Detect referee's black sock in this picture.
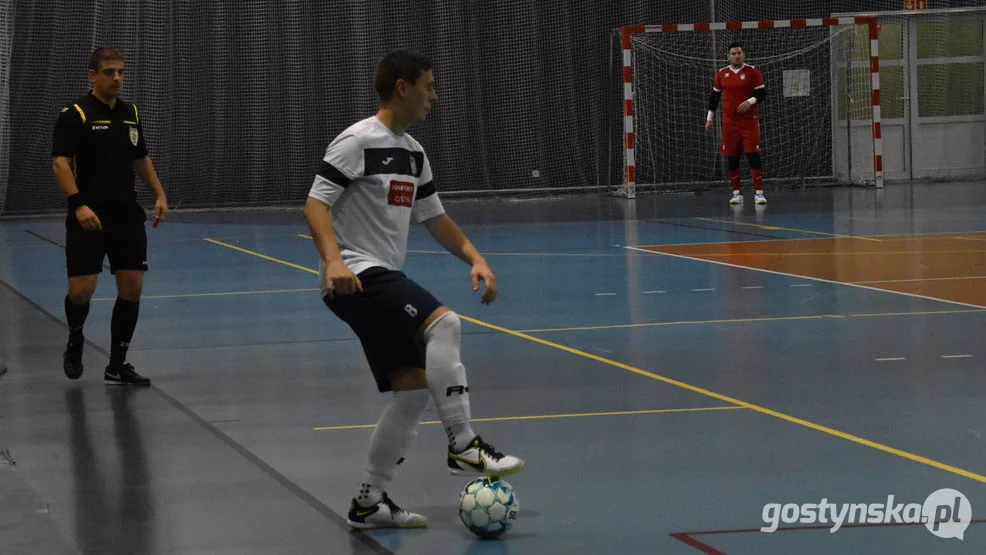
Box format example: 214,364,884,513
64,295,90,345
110,298,139,367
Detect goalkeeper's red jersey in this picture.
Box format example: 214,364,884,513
714,64,764,121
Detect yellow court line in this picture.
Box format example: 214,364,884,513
205,238,317,274
953,236,986,243
91,288,320,302
313,406,744,431
456,315,986,484
693,217,882,242
516,309,986,333
208,239,986,484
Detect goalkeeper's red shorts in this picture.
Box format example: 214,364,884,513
720,117,760,157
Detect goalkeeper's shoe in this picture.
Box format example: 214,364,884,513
729,191,743,205
755,191,767,205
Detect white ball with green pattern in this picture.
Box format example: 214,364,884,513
457,476,519,538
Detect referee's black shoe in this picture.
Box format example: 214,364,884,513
63,340,84,380
104,363,151,386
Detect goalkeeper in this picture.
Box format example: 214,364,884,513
705,42,767,205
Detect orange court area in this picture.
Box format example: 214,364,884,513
641,233,986,307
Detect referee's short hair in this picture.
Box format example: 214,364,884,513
89,47,123,71
375,50,432,102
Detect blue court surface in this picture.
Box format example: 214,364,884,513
2,183,986,554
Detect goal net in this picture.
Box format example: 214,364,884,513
617,18,883,198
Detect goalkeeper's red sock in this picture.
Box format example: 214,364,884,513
751,168,763,191
729,170,742,192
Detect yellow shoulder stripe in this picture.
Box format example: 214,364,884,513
72,104,86,123
132,104,139,123
60,107,69,113
90,120,112,124
123,120,137,125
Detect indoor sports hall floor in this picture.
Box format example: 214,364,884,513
2,182,986,555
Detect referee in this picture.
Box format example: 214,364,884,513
51,47,168,385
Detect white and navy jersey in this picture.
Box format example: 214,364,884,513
308,116,445,290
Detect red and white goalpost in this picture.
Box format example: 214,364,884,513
617,17,883,199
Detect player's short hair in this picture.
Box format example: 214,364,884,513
375,50,432,102
88,47,123,71
728,42,744,53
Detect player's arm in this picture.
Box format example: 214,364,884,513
134,156,168,226
306,135,364,299
304,196,362,298
705,89,722,130
52,108,102,231
422,214,497,304
738,70,765,114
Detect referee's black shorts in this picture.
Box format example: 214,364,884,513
323,267,443,392
65,204,148,277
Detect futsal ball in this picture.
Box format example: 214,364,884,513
458,477,519,538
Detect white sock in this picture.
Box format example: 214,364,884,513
357,389,429,506
423,312,476,452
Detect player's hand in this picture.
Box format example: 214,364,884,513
737,100,752,114
471,261,497,304
74,206,102,231
324,260,362,300
705,119,713,131
153,196,168,228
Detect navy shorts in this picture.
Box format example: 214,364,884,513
65,205,148,277
323,267,443,392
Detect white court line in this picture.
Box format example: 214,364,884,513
595,292,617,296
643,290,667,294
942,355,973,359
875,358,907,361
692,288,715,292
624,246,986,310
742,285,764,290
790,284,814,287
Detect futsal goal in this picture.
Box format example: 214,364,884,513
615,17,883,199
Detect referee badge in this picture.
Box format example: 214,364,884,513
129,126,139,146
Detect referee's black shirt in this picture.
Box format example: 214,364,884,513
52,92,149,214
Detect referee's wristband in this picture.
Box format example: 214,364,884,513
67,193,87,211
707,111,714,121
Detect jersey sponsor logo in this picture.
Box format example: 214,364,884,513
388,180,414,208
129,126,139,146
92,125,109,131
383,156,394,165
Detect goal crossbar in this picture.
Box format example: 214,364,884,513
618,16,883,199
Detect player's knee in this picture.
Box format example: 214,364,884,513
115,271,143,301
423,310,460,343
118,285,142,302
67,289,94,304
67,282,96,303
727,156,741,171
747,152,762,169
